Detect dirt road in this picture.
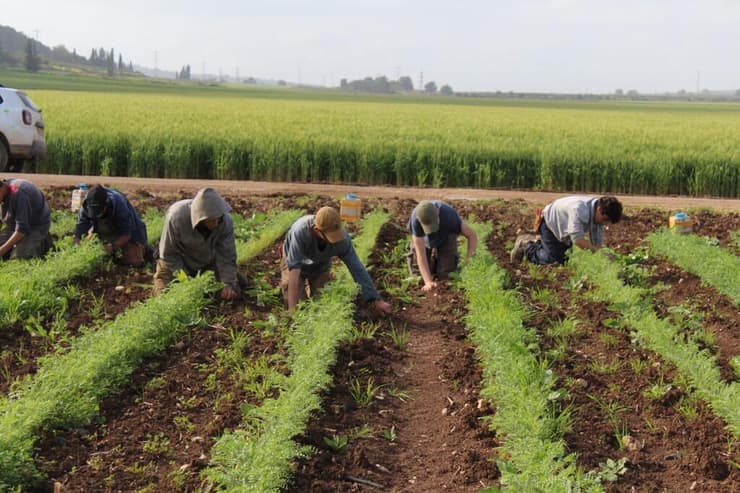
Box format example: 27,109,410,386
7,172,740,212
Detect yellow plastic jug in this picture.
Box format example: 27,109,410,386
340,193,362,222
669,211,693,234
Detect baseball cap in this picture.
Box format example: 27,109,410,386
415,200,439,234
315,206,345,243
86,185,109,218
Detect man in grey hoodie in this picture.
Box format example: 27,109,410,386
153,188,240,300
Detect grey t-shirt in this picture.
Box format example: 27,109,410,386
542,196,604,246
283,215,380,302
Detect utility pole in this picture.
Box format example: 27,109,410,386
33,29,40,40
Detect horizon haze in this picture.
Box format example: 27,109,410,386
3,0,740,94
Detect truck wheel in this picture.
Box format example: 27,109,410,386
0,144,8,171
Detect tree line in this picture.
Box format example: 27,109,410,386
339,75,454,95
0,24,135,76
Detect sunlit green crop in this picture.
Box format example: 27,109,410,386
23,84,740,198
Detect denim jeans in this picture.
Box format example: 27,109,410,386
525,221,569,265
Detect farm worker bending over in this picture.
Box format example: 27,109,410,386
510,195,623,265
0,178,52,260
407,200,478,292
73,185,150,267
153,188,244,300
281,206,391,315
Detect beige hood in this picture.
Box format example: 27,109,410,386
190,188,231,228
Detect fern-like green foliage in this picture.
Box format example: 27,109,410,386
204,211,389,492
570,248,740,438
648,228,740,305
461,222,602,492
0,274,218,489
236,210,303,264
0,212,166,327
0,239,105,326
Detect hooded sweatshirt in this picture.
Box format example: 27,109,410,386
158,188,238,290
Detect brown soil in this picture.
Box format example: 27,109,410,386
9,172,740,212
0,181,737,492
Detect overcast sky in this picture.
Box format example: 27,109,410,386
4,0,739,93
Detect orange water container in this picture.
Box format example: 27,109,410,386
340,193,362,222
669,211,693,234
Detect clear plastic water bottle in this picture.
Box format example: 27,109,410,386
71,183,89,212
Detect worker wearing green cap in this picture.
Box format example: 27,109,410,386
407,200,477,292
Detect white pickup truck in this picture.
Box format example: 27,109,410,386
0,85,46,172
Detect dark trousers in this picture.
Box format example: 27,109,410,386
525,221,569,265
407,234,459,279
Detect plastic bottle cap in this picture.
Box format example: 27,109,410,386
675,212,687,219
346,193,357,200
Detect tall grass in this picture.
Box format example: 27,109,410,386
25,88,740,197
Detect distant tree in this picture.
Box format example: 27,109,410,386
25,39,40,72
277,79,287,86
0,40,5,65
128,61,133,72
178,65,191,80
51,45,71,59
626,89,639,98
90,48,97,63
374,75,391,92
399,76,414,91
106,49,115,76
440,84,453,95
736,89,740,97
614,88,623,96
339,74,396,93
245,76,257,84
118,54,124,74
424,81,437,93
